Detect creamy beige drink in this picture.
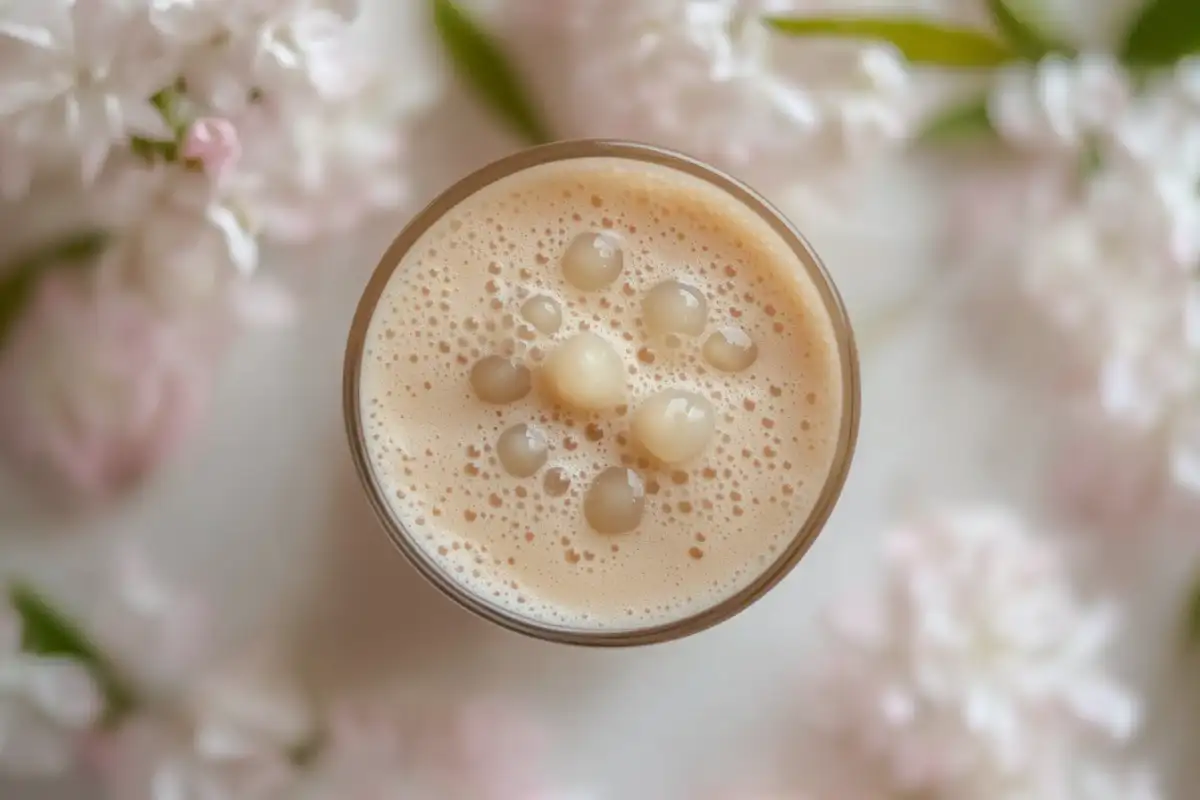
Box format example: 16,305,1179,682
349,144,856,638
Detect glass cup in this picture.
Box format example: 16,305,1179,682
344,140,861,647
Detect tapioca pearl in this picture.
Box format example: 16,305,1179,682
642,280,708,337
543,468,572,497
631,389,717,464
562,231,624,291
584,467,646,534
703,327,758,372
497,424,549,478
544,332,627,411
470,356,532,404
520,295,562,335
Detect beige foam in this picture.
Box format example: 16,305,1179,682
357,156,843,631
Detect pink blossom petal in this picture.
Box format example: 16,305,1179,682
183,117,242,177
0,271,218,503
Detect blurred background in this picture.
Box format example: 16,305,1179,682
2,0,1198,797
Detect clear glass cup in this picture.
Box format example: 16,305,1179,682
344,140,861,647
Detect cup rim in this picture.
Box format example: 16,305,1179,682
343,139,861,647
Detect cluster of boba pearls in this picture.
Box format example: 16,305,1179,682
468,229,759,537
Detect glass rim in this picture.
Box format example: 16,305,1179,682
343,139,861,648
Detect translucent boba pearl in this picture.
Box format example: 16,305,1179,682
631,389,716,463
642,280,708,337
520,295,563,335
496,423,549,477
544,332,627,411
584,467,646,534
543,467,572,497
561,232,624,291
703,327,758,372
470,356,532,404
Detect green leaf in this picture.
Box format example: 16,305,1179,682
130,136,180,164
129,84,189,166
764,15,1018,67
1121,0,1200,66
9,584,137,725
0,230,109,345
432,0,552,144
915,98,998,144
1079,138,1104,178
985,0,1076,58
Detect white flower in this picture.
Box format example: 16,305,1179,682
501,0,912,186
97,161,259,308
253,4,368,101
0,593,104,777
803,508,1151,799
150,0,362,113
183,647,315,765
955,58,1200,518
89,547,212,688
228,78,411,243
0,0,177,184
989,54,1131,155
1008,172,1199,381
273,696,572,800
91,715,293,800
90,650,309,800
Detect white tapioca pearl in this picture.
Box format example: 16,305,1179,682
544,332,627,411
703,327,758,372
470,356,532,404
642,280,708,337
561,231,624,291
584,467,646,534
631,389,716,464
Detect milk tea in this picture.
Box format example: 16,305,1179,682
356,155,845,631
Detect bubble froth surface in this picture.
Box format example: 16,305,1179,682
357,156,843,632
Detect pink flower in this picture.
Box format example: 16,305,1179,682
86,715,292,800
285,696,567,800
1048,416,1168,532
183,117,242,178
0,270,219,504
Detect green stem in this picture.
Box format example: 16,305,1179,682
0,230,109,345
9,583,139,727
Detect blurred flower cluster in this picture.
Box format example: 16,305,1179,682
952,54,1200,525
0,549,585,799
498,0,918,189
789,508,1157,799
0,0,423,504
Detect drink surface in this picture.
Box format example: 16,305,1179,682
357,155,843,631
